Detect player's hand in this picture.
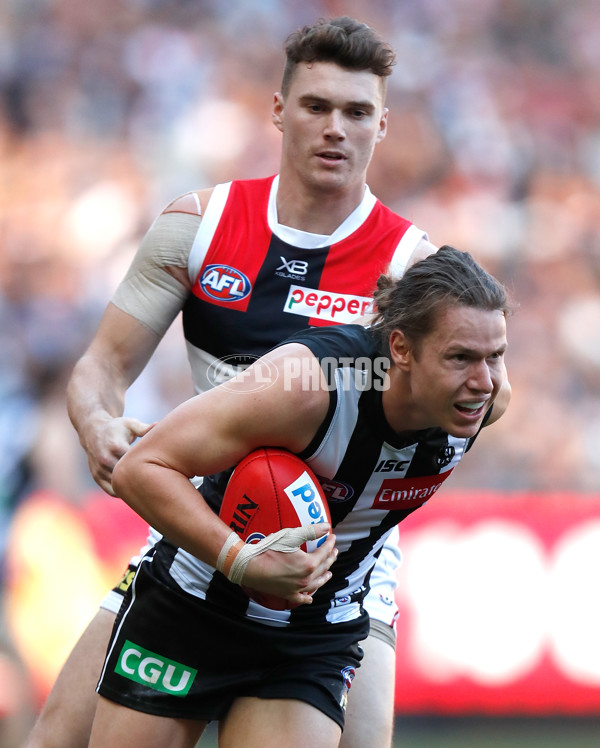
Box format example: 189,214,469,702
240,525,338,606
81,415,154,496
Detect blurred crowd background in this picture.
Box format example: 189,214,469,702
1,0,599,742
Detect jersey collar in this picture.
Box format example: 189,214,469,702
268,175,377,249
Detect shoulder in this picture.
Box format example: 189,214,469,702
276,324,379,362
162,188,214,217
408,238,438,267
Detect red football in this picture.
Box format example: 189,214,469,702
219,447,331,610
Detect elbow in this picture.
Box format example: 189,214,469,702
112,453,159,531
111,455,137,507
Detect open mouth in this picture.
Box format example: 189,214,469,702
455,401,486,416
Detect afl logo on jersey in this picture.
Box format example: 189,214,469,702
318,478,354,503
200,264,251,302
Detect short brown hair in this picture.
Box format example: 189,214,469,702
281,16,395,97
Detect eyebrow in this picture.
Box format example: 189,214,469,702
448,343,507,357
298,94,376,111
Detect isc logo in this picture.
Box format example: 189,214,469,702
374,459,410,473
284,472,328,551
115,640,197,696
200,264,251,301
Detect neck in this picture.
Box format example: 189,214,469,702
275,174,366,234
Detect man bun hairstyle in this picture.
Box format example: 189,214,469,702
281,16,395,97
373,246,512,354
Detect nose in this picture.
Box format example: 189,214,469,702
468,360,493,393
323,109,345,139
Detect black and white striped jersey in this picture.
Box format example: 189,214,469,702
152,324,484,628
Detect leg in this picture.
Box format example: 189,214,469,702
24,607,116,748
89,696,205,748
219,697,342,748
339,633,396,748
340,526,401,748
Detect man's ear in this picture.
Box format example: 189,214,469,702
272,92,284,132
376,107,388,144
389,330,412,370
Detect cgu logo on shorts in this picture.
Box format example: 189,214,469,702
284,472,329,551
284,285,373,324
200,264,251,301
115,640,197,696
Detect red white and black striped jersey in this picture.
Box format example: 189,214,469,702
181,175,426,392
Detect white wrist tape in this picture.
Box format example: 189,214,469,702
216,526,320,586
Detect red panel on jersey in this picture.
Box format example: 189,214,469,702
308,201,412,327
191,177,274,311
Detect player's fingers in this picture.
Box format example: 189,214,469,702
255,524,331,554
292,567,334,606
294,592,315,606
309,532,337,566
282,523,330,547
309,543,337,582
125,418,155,441
98,475,117,497
307,568,334,595
311,522,331,540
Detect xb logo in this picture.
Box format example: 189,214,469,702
277,257,308,275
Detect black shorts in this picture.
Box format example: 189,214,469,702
97,555,368,730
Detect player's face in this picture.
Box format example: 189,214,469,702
390,305,508,439
273,61,388,194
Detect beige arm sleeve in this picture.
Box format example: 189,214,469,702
111,211,201,337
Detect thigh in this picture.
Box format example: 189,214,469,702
339,634,396,748
219,697,341,748
89,696,205,748
24,607,116,748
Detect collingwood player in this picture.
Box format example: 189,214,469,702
89,247,512,748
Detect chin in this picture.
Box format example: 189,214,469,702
445,416,481,439
448,423,482,440
311,167,351,187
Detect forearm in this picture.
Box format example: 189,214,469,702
67,301,162,440
66,352,128,442
66,333,156,495
112,459,230,567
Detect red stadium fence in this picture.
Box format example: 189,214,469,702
5,489,600,715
